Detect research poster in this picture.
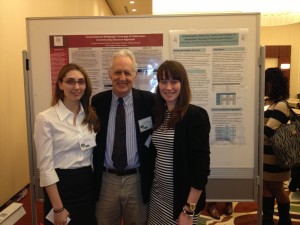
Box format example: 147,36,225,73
169,29,249,146
49,33,164,95
49,29,249,146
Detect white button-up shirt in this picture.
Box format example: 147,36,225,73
34,100,95,187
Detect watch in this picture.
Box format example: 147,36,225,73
182,206,194,217
185,202,196,212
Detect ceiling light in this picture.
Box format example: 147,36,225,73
130,1,135,4
132,8,137,12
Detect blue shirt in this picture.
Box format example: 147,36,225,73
104,90,139,169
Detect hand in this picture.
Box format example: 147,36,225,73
178,211,193,225
54,208,70,225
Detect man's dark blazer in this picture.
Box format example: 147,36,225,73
91,88,156,203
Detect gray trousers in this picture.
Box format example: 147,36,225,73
96,171,149,225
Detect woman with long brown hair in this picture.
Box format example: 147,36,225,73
148,60,210,225
34,63,99,225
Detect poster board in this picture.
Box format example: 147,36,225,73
26,13,261,201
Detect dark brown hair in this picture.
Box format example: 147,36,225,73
154,60,191,129
52,63,99,132
265,67,289,102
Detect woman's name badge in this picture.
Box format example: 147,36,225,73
79,133,96,151
138,117,153,132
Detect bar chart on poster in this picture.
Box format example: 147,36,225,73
25,13,261,201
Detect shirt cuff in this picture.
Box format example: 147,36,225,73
39,169,59,187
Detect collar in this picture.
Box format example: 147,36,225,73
112,90,132,106
55,99,84,121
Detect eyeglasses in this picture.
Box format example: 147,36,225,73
63,78,86,86
112,70,134,77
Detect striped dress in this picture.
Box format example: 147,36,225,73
264,100,290,181
148,112,199,225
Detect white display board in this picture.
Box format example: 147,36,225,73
26,13,261,201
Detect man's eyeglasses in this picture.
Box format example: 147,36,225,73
63,78,86,86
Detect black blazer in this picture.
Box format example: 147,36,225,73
172,105,211,219
91,88,155,203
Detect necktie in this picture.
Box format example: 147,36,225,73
112,97,127,171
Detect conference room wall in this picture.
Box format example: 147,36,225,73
261,22,300,98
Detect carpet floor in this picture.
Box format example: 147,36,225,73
6,184,300,225
199,192,300,225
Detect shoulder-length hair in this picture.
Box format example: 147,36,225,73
154,60,191,129
265,67,289,102
52,63,99,132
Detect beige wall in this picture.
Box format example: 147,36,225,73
0,0,112,206
261,23,300,98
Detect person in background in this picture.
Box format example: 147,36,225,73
206,202,233,220
34,63,99,225
289,166,300,192
263,67,292,225
148,60,211,225
92,49,156,225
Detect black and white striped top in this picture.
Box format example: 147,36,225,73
264,100,290,181
148,112,199,224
